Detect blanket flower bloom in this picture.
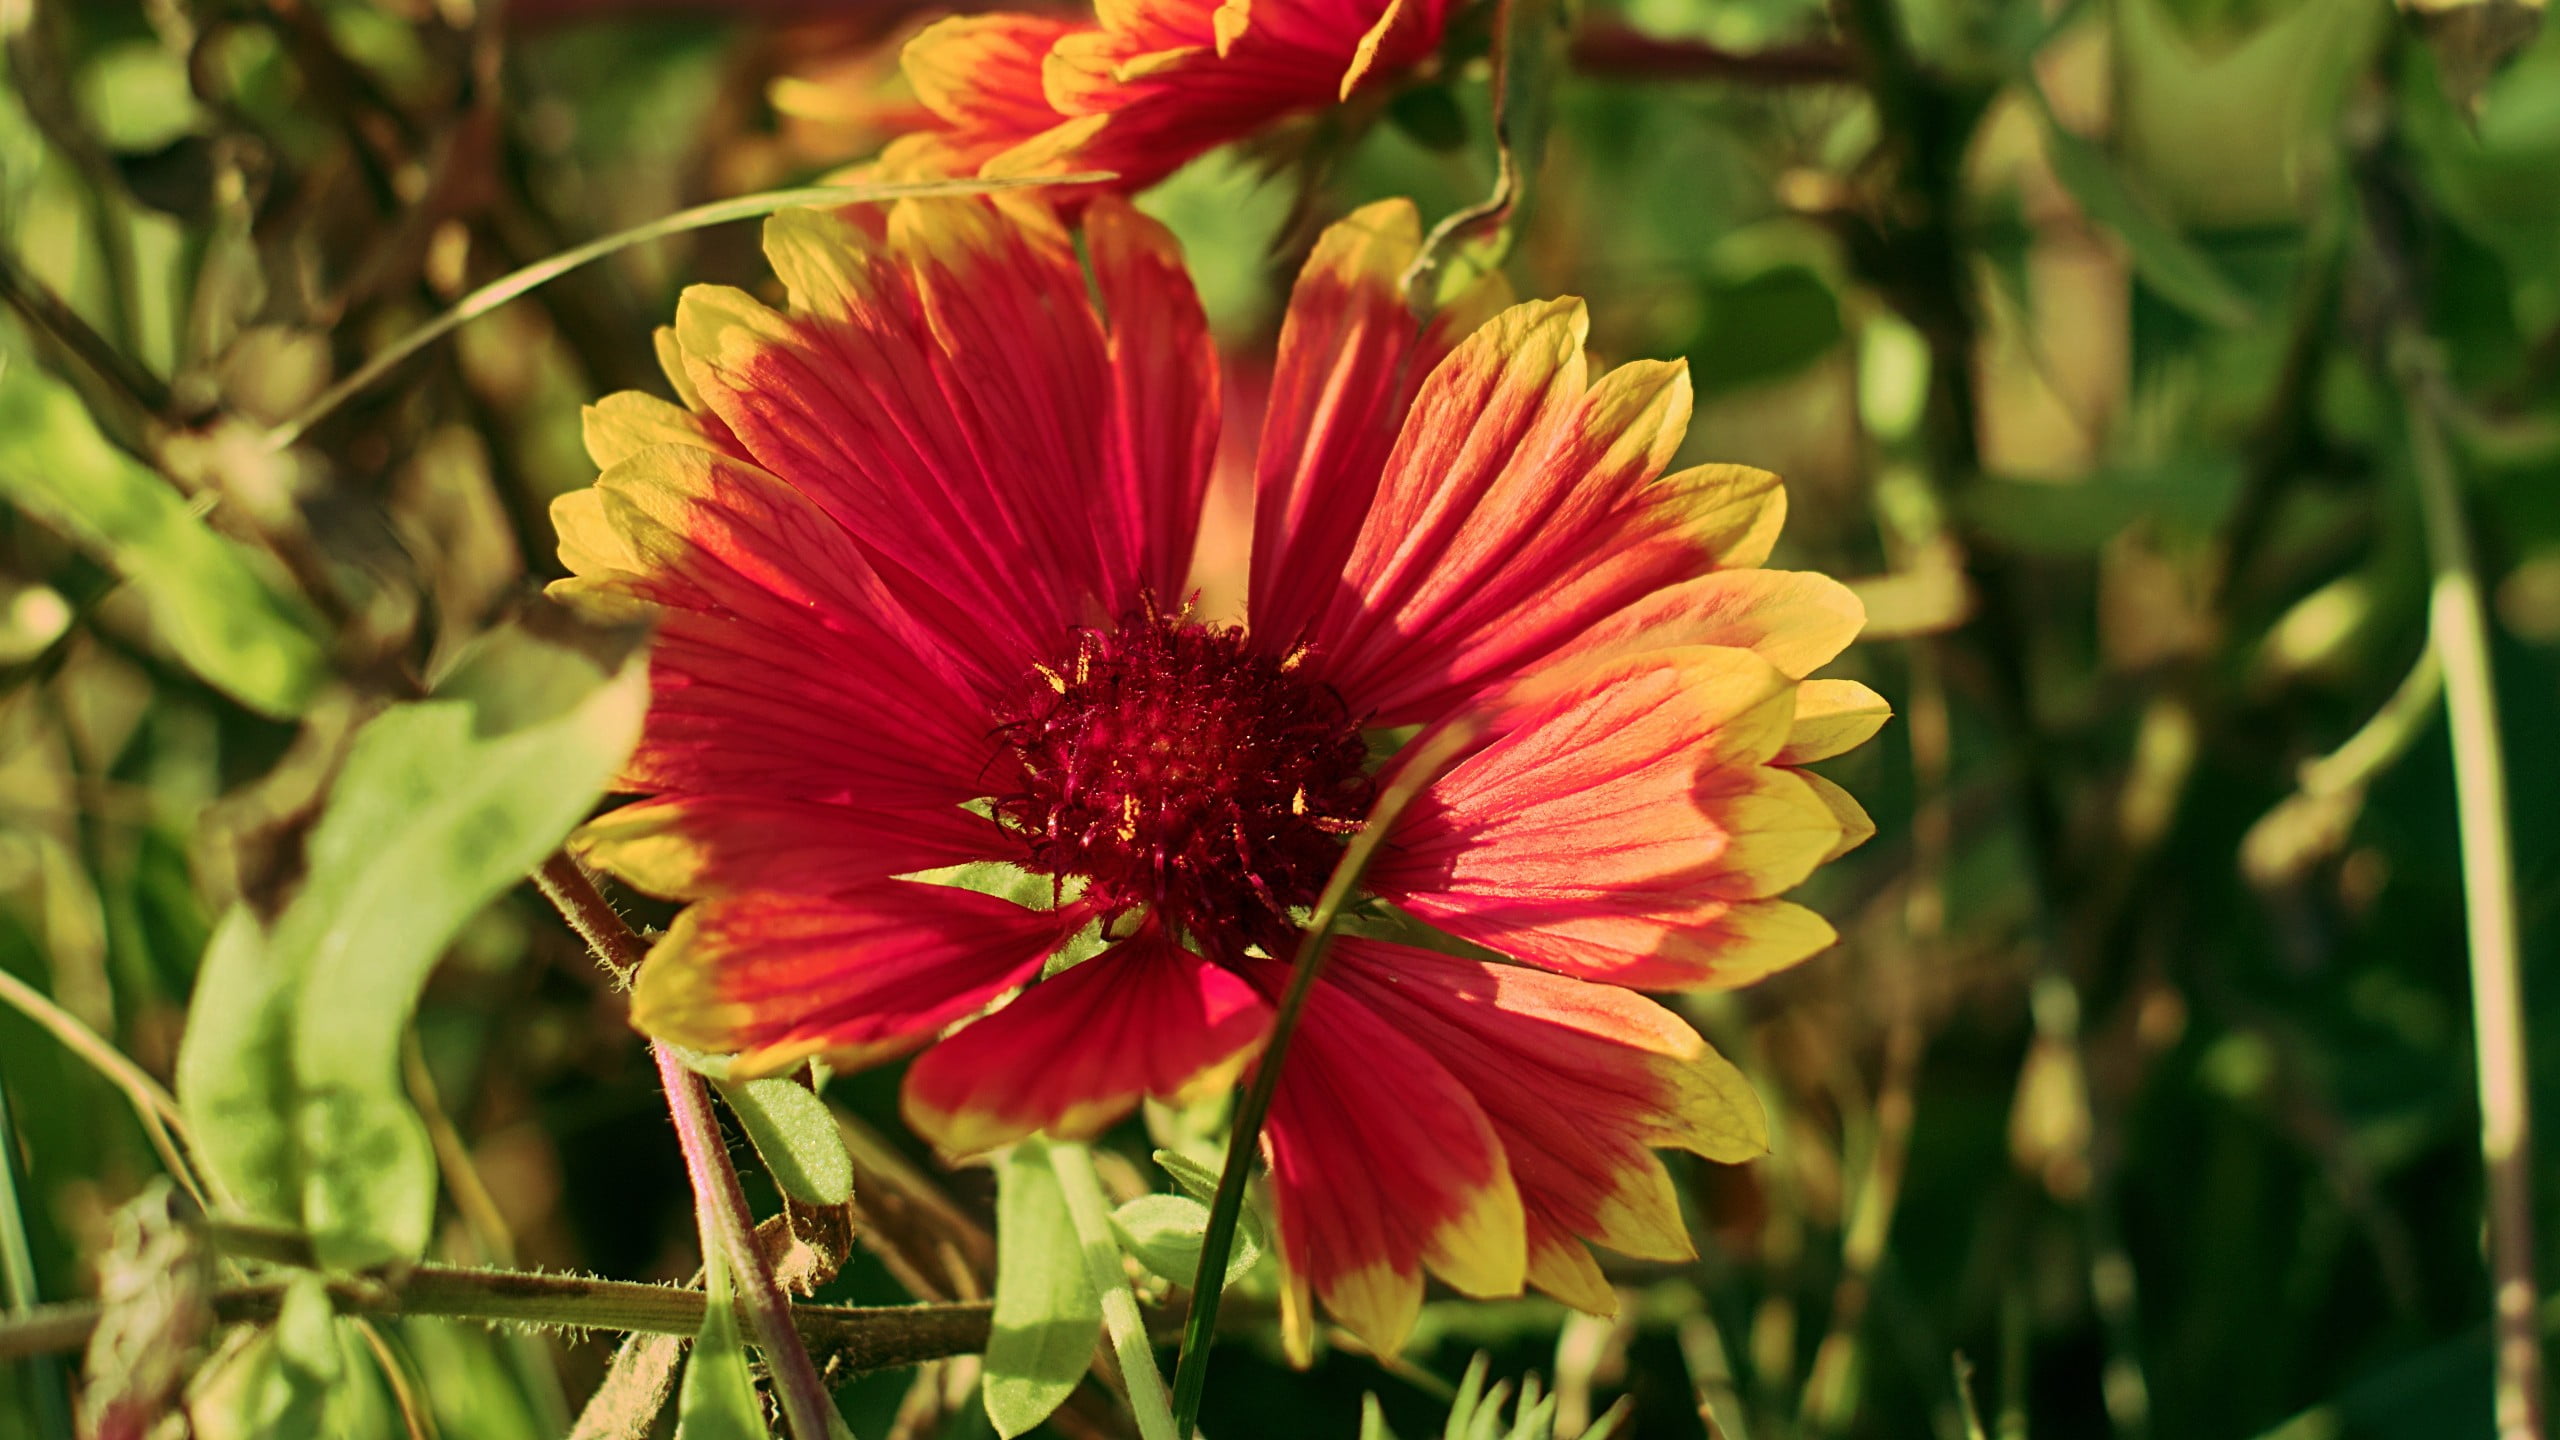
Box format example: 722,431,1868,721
868,0,1452,193
552,194,1884,1350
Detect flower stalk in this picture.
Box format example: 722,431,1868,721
1044,1141,1179,1440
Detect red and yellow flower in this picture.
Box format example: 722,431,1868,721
869,0,1454,193
552,193,1883,1350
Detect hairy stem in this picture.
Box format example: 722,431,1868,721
0,1262,992,1366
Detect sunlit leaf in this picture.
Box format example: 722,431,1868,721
983,1141,1100,1439
0,360,324,717
716,1075,854,1208
177,622,645,1267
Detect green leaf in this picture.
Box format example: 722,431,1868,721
188,1274,340,1440
674,1265,770,1440
1361,1394,1402,1440
1149,1148,1270,1262
0,360,324,717
1108,1194,1260,1287
177,623,646,1267
2031,103,2259,330
1960,458,2242,554
715,1076,854,1208
983,1143,1101,1439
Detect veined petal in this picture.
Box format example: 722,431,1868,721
1324,937,1766,1308
1552,569,1868,682
902,929,1269,1155
548,442,995,806
902,13,1085,134
1795,768,1879,863
1088,197,1220,601
1252,959,1525,1352
572,795,1009,902
1372,648,1848,990
631,883,1087,1079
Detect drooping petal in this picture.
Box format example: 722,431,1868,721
573,795,1010,902
903,929,1269,1155
549,442,997,807
631,882,1089,1078
1250,958,1525,1352
1324,938,1767,1310
1371,648,1849,990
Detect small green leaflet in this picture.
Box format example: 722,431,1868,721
715,1076,855,1208
0,359,325,716
2029,95,2258,331
1109,1194,1260,1288
983,1141,1101,1438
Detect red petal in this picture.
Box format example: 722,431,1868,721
631,882,1088,1078
1089,197,1221,601
1250,958,1524,1352
573,795,1010,902
1324,938,1769,1307
902,929,1269,1155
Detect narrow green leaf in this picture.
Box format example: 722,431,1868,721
674,1265,769,1440
1361,1394,1402,1440
1445,1353,1491,1440
1108,1194,1259,1287
983,1142,1101,1439
716,1077,854,1208
187,1274,342,1440
2031,104,2258,330
0,360,324,716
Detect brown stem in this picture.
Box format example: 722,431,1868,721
1568,23,1857,83
0,1262,992,1367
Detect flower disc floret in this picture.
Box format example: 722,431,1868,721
992,608,1372,950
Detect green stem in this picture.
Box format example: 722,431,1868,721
261,171,1107,452
2406,357,2545,1440
1047,1142,1179,1440
1167,720,1486,1436
0,1078,75,1440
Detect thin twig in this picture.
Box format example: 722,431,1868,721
2404,350,2544,1440
1167,719,1485,1435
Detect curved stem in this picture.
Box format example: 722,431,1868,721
2406,362,2544,1440
1167,719,1485,1436
1047,1142,1178,1440
0,965,207,1210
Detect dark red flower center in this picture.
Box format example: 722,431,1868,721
990,609,1373,954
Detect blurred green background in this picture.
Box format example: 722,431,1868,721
3,0,2559,1436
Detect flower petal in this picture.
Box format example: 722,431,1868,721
573,795,1010,902
902,929,1269,1155
1251,958,1525,1351
1372,648,1848,989
1547,568,1868,681
1777,678,1892,765
1088,197,1220,601
631,882,1086,1078
549,442,996,806
1323,937,1767,1307
1285,296,1806,723
670,201,1139,670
